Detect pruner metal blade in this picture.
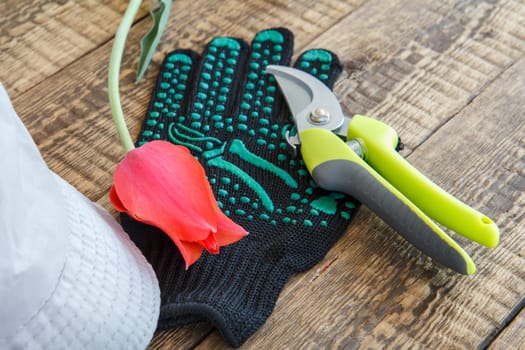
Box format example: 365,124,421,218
266,65,347,136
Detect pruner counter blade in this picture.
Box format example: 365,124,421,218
267,65,500,275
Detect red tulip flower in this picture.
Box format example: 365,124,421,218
107,2,246,268
110,140,248,268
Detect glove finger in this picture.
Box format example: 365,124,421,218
137,49,201,146
199,28,297,217
230,28,294,136
179,36,250,147
293,49,342,89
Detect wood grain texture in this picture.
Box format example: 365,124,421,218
7,0,368,208
197,56,524,350
3,0,370,347
195,0,525,348
489,303,525,350
307,0,525,151
148,325,214,350
1,0,523,349
0,0,147,97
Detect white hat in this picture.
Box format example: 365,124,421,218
0,83,160,349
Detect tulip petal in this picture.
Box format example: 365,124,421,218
200,169,248,246
152,225,203,269
215,209,249,246
110,140,248,268
177,240,204,269
112,141,217,242
109,185,126,212
198,233,219,254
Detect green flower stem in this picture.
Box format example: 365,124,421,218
108,0,142,153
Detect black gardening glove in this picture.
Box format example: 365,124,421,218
124,28,359,347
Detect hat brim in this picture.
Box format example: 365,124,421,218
5,174,160,349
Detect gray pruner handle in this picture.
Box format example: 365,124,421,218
300,127,476,274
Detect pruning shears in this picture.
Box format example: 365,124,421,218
266,65,500,275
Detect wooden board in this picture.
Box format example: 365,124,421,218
5,0,369,208
195,0,525,348
197,56,525,349
1,0,523,349
199,60,525,349
3,0,369,347
490,304,525,349
0,0,147,97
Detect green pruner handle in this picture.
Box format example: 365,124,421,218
300,127,477,274
347,115,500,248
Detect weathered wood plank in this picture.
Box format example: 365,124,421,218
489,302,525,349
5,0,523,348
148,326,213,350
9,0,368,209
194,57,524,350
306,0,525,152
0,0,147,97
3,1,369,348
206,60,525,349
192,0,525,348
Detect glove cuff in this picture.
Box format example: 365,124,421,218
124,215,295,347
